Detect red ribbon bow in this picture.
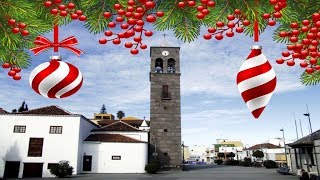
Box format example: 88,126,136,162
30,36,84,57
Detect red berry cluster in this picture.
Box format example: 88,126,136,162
276,12,320,74
262,0,287,26
99,0,164,55
44,0,87,21
203,9,249,40
7,19,29,36
1,63,21,81
177,0,216,19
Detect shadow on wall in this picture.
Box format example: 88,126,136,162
149,144,172,170
2,141,22,162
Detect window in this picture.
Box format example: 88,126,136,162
161,85,171,99
13,125,26,133
155,58,163,73
164,129,168,132
167,58,175,73
164,106,167,110
164,152,168,156
112,156,121,160
49,126,62,134
28,138,44,157
47,163,58,169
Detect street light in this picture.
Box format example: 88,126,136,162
182,141,185,164
303,104,313,134
280,128,287,166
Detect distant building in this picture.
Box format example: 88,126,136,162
216,139,244,147
240,143,285,163
188,145,208,163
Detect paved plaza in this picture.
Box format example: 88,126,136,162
22,166,299,180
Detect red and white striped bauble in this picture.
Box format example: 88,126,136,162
29,56,83,98
236,46,277,119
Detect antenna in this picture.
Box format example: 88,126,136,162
299,118,304,137
293,113,299,139
160,33,169,47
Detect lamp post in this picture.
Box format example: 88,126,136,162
182,141,185,164
303,104,313,134
280,128,287,166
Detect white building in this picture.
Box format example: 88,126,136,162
0,105,148,178
239,143,285,163
188,145,208,163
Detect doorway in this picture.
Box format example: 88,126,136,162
83,155,92,171
4,161,20,178
23,163,43,178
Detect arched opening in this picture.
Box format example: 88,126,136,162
167,58,175,73
155,58,163,73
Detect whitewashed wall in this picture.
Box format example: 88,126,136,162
0,114,83,178
82,142,148,173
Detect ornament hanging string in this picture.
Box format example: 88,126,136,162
254,0,259,42
30,22,84,57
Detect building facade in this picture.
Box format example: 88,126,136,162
149,46,182,168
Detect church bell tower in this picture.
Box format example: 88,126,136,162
149,46,182,169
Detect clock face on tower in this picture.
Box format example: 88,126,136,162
162,51,169,56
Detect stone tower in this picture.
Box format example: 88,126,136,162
149,46,182,169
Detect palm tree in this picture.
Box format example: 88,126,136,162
117,111,125,120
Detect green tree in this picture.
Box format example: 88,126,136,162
18,101,28,112
226,152,236,159
252,150,264,159
217,152,225,159
117,110,125,119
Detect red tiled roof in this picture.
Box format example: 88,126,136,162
97,119,150,126
84,134,146,143
0,108,7,114
92,121,142,132
15,105,73,115
247,143,281,150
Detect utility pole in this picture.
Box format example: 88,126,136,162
299,118,304,137
293,113,299,139
280,128,287,165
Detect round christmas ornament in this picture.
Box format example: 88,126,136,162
29,56,83,98
236,46,277,119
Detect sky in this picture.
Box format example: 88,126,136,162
1,21,319,147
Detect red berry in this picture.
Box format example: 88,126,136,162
202,9,209,15
125,42,133,48
131,49,139,55
310,52,318,58
307,33,315,39
301,39,310,45
274,5,281,11
287,60,295,66
104,12,112,18
134,26,143,32
71,13,79,20
2,63,10,69
290,37,298,43
127,6,135,12
315,65,320,70
300,61,308,68
18,23,26,29
105,31,113,36
279,31,287,37
309,46,317,52
127,30,135,37
301,26,309,32
13,74,21,81
242,20,250,26
236,27,244,33
118,10,126,16
12,27,20,34
282,51,290,57
99,38,107,44
136,7,144,13
268,20,276,26
292,29,300,36
146,15,156,23
302,20,310,26
8,19,16,26
215,34,223,40
207,1,215,7
108,22,116,28
145,1,155,9
128,0,135,5
226,31,234,37
134,13,142,19
118,33,125,38
203,34,212,40
137,20,144,26
269,0,277,4
8,70,16,76
178,2,185,8
227,15,235,21
306,68,314,74
316,21,320,28
197,13,205,19
60,11,68,17
156,11,164,17
134,36,142,42
311,40,318,46
273,12,282,18
208,28,216,33
54,0,62,4
125,12,133,17
262,13,270,19
21,30,29,36
127,18,136,25
50,9,58,15
276,58,284,64
292,53,300,58
312,13,320,22
278,2,287,8
67,3,75,9
310,27,318,33
201,0,209,4
75,10,83,15
188,1,196,6
79,15,87,21
145,31,153,37
140,44,147,49
114,4,122,10
121,23,129,29
44,1,53,7
197,6,205,11
234,9,241,14
13,67,21,72
287,45,295,50
310,58,317,64
116,16,124,22
216,21,224,27
113,39,121,45
227,22,235,28
290,22,298,29
58,4,66,10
